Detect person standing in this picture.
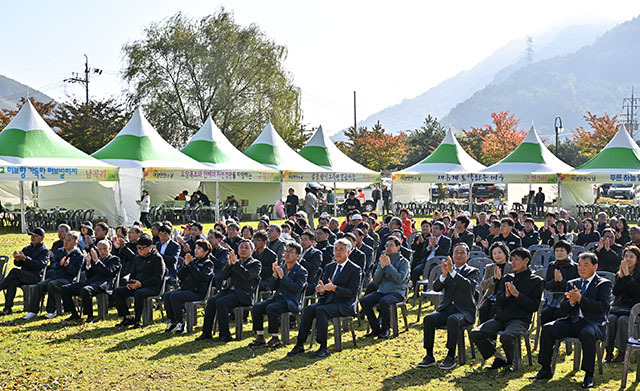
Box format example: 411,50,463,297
285,188,299,218
304,187,319,230
382,185,391,214
372,184,381,212
136,190,151,229
534,187,545,217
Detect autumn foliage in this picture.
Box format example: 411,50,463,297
572,111,620,158
337,122,408,171
458,111,526,165
0,97,57,130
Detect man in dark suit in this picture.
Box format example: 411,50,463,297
113,234,166,328
470,247,544,370
315,227,335,268
449,215,474,255
520,218,541,249
249,242,308,348
0,227,49,315
532,252,613,389
267,225,286,264
196,239,261,342
61,239,121,322
410,220,432,287
495,218,522,251
252,230,277,292
155,225,181,286
112,226,143,282
288,238,362,358
594,228,622,273
421,221,452,279
300,230,323,296
207,230,229,290
344,233,366,271
224,222,243,253
354,228,374,280
418,243,480,370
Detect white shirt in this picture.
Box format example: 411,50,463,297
159,240,169,255
138,195,150,213
426,235,442,261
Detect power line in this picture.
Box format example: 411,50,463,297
621,86,639,139
63,54,102,104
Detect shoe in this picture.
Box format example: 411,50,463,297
287,344,305,356
439,356,457,370
86,317,97,324
364,330,380,338
132,321,143,329
65,314,82,322
581,374,594,389
116,317,135,327
417,355,436,368
44,312,57,319
604,350,614,363
0,308,12,316
215,334,233,343
165,322,177,333
248,335,267,347
23,312,37,320
194,333,212,341
378,330,391,339
613,353,625,363
311,347,329,358
530,368,553,380
174,322,185,334
488,358,509,370
266,336,281,348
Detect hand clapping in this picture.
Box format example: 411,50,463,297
316,280,326,294
184,253,193,265
228,250,237,265
565,285,581,305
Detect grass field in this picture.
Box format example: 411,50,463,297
0,225,635,390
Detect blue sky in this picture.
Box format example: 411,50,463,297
2,0,640,134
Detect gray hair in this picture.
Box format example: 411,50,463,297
97,239,112,249
268,224,281,234
58,224,71,233
66,231,80,242
335,238,353,252
239,238,255,251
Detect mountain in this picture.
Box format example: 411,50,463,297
331,22,614,141
442,17,640,139
0,74,53,110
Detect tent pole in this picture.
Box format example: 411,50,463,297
468,181,473,215
20,180,26,233
390,179,394,214
333,180,337,217
215,181,220,222
557,177,562,211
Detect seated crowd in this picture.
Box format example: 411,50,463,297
1,206,639,389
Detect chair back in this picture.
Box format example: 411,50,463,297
422,256,446,281
528,244,551,253
204,276,215,299
627,303,640,341
471,245,483,252
571,245,586,260
297,282,308,310
531,249,553,270
585,241,599,252
40,265,48,282
0,255,9,281
596,271,616,284
251,277,262,305
470,251,486,260
427,266,441,291
467,257,493,280
408,231,419,246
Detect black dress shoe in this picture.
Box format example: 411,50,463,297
116,317,135,327
488,358,509,370
364,330,380,338
417,355,436,368
311,347,329,358
248,335,267,347
194,333,212,341
581,374,594,389
85,316,97,324
215,334,233,343
287,344,305,356
266,336,282,348
0,308,12,316
132,321,144,329
530,368,553,380
439,355,457,370
378,330,391,339
65,314,82,322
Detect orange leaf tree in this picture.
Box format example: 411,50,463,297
0,97,57,130
572,111,620,158
459,111,525,165
337,122,407,171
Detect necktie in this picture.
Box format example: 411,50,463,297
581,279,589,295
332,264,343,281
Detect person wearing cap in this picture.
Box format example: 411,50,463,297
155,225,181,286
303,187,319,230
112,234,166,328
0,228,50,315
61,239,121,323
78,221,94,250
24,231,84,320
344,214,362,234
285,188,299,218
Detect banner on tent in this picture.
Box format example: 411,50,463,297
282,171,381,183
561,172,640,184
144,168,281,182
0,166,119,181
393,172,558,184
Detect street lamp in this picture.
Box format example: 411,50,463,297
554,116,564,155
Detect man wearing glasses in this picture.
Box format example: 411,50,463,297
112,234,166,328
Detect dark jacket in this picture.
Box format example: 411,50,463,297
560,275,613,338
113,241,137,278
473,223,491,241
270,262,308,313
224,236,243,254
544,259,579,308
85,254,121,290
576,231,600,247
300,247,323,295
433,263,480,324
15,242,49,279
177,256,214,297
595,244,623,273
316,240,334,268
357,242,374,274
211,245,230,289
156,239,181,283
496,231,522,251
612,273,640,309
130,249,166,292
50,248,83,280
450,230,474,255
267,237,286,264
426,235,451,259
317,260,362,316
348,247,366,271
495,268,544,324
521,230,540,249
220,256,262,305
253,247,277,291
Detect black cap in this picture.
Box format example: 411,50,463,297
27,227,45,237
137,233,154,247
81,221,93,229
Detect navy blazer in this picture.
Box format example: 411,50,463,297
317,260,362,316
211,245,230,289
300,247,323,295
316,241,335,268
433,263,480,324
560,274,613,338
270,262,308,312
427,235,452,259
357,243,374,274
85,254,121,290
177,256,214,297
349,247,366,271
156,240,181,282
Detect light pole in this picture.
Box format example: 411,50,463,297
554,116,564,155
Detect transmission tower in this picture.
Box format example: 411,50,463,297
621,87,640,139
525,36,534,64
64,54,102,104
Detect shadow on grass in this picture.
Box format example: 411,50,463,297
104,330,175,352
381,367,437,390
194,343,277,370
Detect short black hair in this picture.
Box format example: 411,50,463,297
500,218,514,227
287,242,302,255
524,218,535,225
158,225,172,234
301,230,315,241
344,232,356,242
456,215,470,228
421,220,432,227
389,217,402,228
317,226,331,235
578,252,598,265
191,222,203,232
491,220,501,229
386,236,402,247
433,221,445,231
253,230,268,242
553,239,572,253
510,247,532,263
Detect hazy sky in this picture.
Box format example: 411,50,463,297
2,1,640,135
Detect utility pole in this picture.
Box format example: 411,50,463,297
525,36,534,64
64,54,102,104
353,90,357,132
621,87,640,139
